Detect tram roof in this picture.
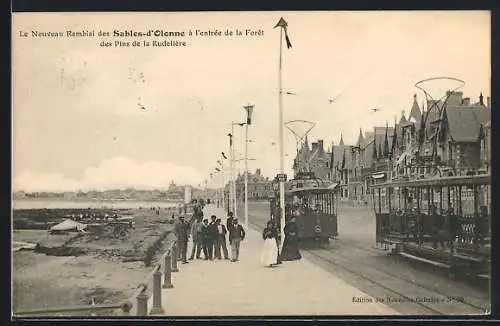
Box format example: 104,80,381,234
370,174,491,188
286,185,339,195
285,181,339,194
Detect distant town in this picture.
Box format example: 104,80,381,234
14,181,192,202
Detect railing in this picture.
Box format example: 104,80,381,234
14,240,179,317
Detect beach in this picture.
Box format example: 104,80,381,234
12,201,179,316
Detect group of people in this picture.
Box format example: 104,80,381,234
174,204,303,268
260,216,302,268
174,211,246,263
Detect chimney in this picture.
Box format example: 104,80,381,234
317,140,324,153
479,92,484,106
311,142,318,152
446,91,463,106
256,168,261,176
487,97,491,108
462,97,470,106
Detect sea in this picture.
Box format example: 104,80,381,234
13,199,183,210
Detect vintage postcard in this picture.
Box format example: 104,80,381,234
12,11,491,318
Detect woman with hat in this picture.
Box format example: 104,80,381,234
280,216,301,261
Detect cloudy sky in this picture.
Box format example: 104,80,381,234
12,11,490,192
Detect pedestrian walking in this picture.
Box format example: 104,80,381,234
201,219,210,259
189,217,203,260
280,216,302,261
215,218,229,259
229,219,245,262
174,216,190,263
261,221,279,267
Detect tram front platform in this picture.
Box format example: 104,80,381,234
148,204,399,316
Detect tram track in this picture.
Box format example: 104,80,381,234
305,248,486,315
247,208,489,315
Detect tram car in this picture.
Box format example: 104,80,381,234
371,173,491,278
269,172,339,242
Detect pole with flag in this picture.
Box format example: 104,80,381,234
274,17,292,254
243,104,254,229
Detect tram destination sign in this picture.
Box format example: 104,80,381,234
276,173,287,182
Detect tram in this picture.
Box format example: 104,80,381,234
269,172,339,242
371,173,491,278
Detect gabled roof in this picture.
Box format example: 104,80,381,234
399,110,408,124
355,128,365,148
409,94,422,123
332,143,352,168
445,105,490,142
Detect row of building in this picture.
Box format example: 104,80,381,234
293,91,491,203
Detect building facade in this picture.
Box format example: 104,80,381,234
225,168,272,201
325,91,490,204
293,138,332,180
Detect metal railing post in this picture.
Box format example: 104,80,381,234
120,302,132,316
163,251,174,289
136,290,149,316
171,242,179,272
149,267,165,315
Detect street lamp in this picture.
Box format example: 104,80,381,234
230,122,246,220
209,172,214,204
221,152,228,212
217,159,225,208
243,104,254,229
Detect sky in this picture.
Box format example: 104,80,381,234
12,11,490,192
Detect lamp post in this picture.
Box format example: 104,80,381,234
230,122,245,219
215,165,219,208
210,172,216,207
217,159,224,208
243,104,254,229
228,131,237,219
221,152,228,213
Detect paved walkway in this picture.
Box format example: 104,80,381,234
149,205,399,316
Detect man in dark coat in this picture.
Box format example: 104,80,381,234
215,218,229,259
206,215,218,260
229,219,245,262
200,219,210,259
174,216,190,263
189,217,203,260
226,212,234,232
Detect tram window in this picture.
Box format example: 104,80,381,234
459,185,475,215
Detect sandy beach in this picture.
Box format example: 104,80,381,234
12,206,177,316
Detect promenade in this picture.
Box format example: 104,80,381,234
149,204,399,316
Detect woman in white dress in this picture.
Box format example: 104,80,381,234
261,221,279,267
